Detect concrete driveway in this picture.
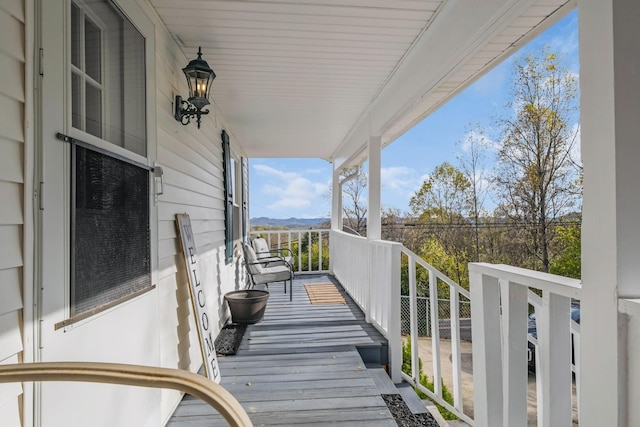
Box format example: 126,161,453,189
413,337,579,426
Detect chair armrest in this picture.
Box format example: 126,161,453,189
0,362,252,427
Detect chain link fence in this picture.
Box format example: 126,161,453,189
401,296,472,339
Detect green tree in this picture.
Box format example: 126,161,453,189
494,47,581,272
457,124,493,262
549,221,581,279
410,162,473,288
341,167,368,235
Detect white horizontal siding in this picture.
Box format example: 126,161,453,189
0,226,23,271
148,9,246,424
0,52,24,103
0,268,22,314
0,7,24,62
0,138,23,183
0,2,25,427
0,182,23,225
0,95,24,144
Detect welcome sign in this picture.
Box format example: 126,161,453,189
176,214,221,383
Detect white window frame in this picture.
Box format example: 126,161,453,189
59,0,157,328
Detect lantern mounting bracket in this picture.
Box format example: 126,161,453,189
175,95,210,129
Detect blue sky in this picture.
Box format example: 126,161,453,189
249,10,579,219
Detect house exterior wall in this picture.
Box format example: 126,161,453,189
0,0,247,425
150,6,247,421
0,0,27,425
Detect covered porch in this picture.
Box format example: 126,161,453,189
3,0,639,426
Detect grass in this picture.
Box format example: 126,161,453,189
401,338,458,420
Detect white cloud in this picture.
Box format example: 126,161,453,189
381,166,423,192
252,163,330,217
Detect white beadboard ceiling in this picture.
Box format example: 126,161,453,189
150,0,574,165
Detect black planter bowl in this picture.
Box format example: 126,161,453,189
224,289,269,324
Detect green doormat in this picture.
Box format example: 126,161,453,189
214,323,247,356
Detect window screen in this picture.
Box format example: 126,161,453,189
72,145,151,316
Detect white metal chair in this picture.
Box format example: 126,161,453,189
242,242,294,301
250,237,295,270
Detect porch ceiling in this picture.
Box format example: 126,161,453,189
150,0,573,165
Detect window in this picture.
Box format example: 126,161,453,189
222,130,233,264
66,0,151,321
71,0,146,156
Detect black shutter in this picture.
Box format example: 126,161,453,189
222,130,233,264
241,157,249,243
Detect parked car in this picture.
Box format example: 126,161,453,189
527,303,580,373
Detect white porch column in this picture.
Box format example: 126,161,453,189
579,1,640,426
367,136,381,240
330,165,342,274
331,164,342,231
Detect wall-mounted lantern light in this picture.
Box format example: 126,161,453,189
175,46,216,129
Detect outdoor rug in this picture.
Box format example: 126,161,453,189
214,323,247,356
304,283,347,305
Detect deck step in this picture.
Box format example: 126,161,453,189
369,368,398,394
356,343,387,365
397,382,429,414
369,367,429,415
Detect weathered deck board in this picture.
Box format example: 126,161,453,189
167,274,395,427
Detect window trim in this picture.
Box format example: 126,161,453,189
58,0,158,328
66,134,153,321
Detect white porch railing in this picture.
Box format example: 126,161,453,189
330,230,473,422
330,230,403,382
250,229,330,273
469,263,582,427
400,246,474,425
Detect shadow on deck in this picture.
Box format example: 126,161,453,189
167,274,399,426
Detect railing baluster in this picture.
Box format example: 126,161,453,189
308,230,312,272
408,255,420,383
537,291,572,427
449,287,463,412
297,232,302,272
499,279,528,427
572,321,581,425
470,268,503,427
429,269,442,398
388,243,402,383
318,231,323,270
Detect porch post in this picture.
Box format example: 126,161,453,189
579,0,640,425
330,165,341,273
331,164,342,231
367,136,381,240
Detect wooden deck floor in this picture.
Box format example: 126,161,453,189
167,274,398,426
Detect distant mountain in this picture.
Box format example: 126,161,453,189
250,217,330,228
